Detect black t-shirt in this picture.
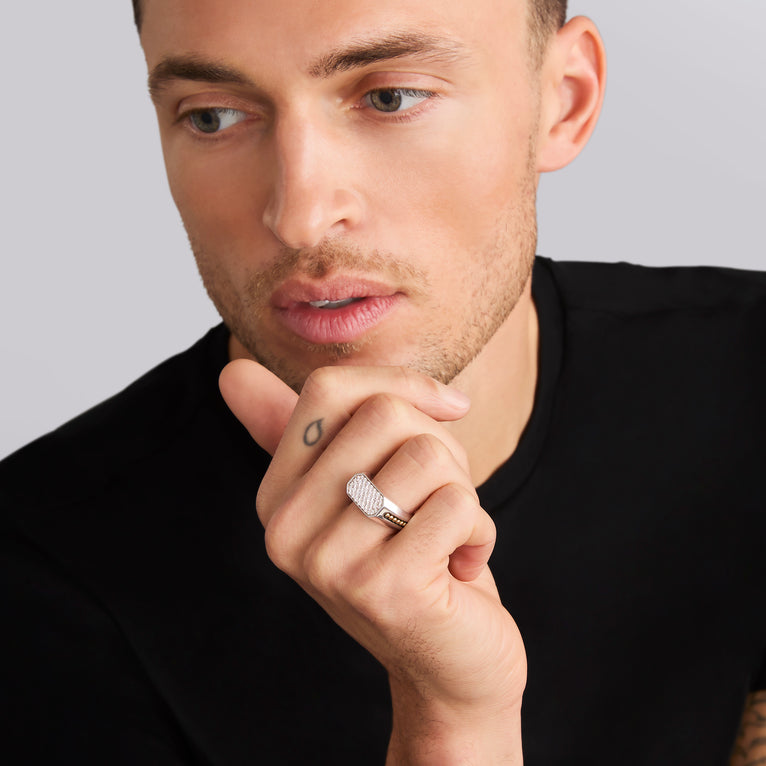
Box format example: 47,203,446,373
2,257,765,765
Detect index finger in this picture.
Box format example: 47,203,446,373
219,359,298,456
220,360,470,462
260,365,471,503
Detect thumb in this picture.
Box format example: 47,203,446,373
219,359,298,456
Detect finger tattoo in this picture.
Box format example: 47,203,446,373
303,419,324,447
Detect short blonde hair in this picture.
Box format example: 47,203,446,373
528,0,568,65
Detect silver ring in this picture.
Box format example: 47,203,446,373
346,473,411,531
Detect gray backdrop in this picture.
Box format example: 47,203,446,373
1,1,764,458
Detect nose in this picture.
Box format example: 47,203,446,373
262,115,363,250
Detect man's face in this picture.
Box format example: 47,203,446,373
142,0,543,390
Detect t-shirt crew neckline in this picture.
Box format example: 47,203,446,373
476,256,563,512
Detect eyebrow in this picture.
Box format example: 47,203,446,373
148,57,255,101
307,32,469,78
148,32,469,100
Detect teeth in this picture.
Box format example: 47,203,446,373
309,298,361,309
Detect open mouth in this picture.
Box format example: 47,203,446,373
308,297,364,310
274,294,400,345
270,276,403,345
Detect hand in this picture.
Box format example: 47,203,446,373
220,360,526,764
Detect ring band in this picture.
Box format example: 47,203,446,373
346,473,411,531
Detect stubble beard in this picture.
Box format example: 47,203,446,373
188,159,538,393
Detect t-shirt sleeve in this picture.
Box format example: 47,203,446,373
0,532,201,765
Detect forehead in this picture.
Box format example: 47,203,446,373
140,0,530,72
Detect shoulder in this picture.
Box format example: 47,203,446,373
0,324,231,516
536,258,766,452
541,257,766,317
0,327,276,762
538,258,766,379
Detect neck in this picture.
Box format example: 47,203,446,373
227,275,540,488
446,277,539,487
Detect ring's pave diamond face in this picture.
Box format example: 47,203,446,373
346,473,409,531
346,473,383,516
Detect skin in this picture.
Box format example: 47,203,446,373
730,692,766,766
141,0,606,483
142,0,554,484
145,0,538,381
138,1,764,760
140,0,609,761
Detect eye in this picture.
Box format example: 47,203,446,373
364,88,433,114
186,107,248,134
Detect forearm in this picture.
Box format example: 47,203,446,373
730,691,766,766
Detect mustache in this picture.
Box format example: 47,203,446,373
245,240,430,298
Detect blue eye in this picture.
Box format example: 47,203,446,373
365,88,433,113
188,107,247,134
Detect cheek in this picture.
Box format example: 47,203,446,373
371,111,533,252
163,140,269,250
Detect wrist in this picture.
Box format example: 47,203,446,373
386,678,524,766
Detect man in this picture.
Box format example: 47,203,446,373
1,0,764,763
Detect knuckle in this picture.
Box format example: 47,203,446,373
263,514,293,572
446,437,470,476
433,481,479,513
454,445,471,475
404,431,470,481
300,366,342,406
302,533,340,595
397,365,449,405
261,492,304,574
357,392,408,427
403,432,453,472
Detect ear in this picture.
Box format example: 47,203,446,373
536,16,607,173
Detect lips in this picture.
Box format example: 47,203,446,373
271,277,402,345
